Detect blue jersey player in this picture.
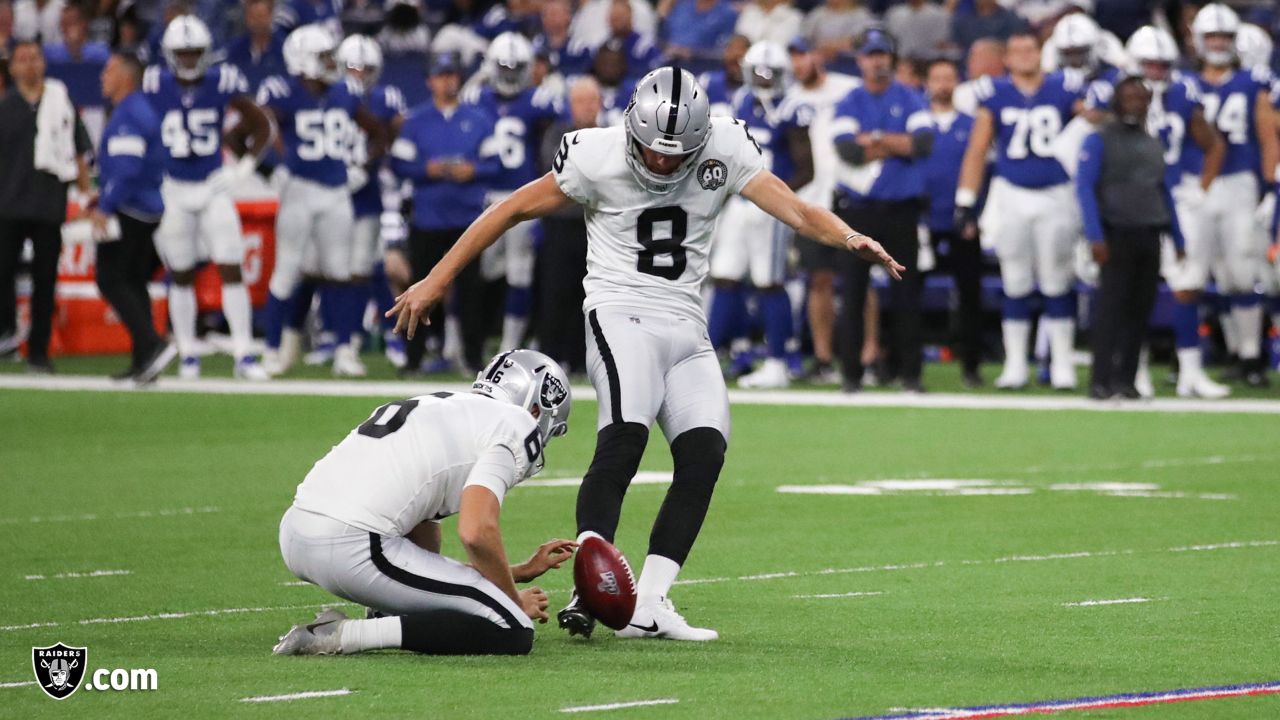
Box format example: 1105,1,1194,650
143,15,273,380
257,24,387,377
956,31,1085,391
465,32,564,352
708,41,814,389
699,34,749,118
1191,3,1279,387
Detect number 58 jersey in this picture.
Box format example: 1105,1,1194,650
292,392,544,537
142,63,249,182
553,116,765,322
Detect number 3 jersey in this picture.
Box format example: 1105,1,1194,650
257,74,362,187
142,63,249,182
975,70,1085,189
292,392,543,537
553,116,766,323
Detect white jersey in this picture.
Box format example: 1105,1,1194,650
553,116,767,322
783,72,861,205
292,392,543,536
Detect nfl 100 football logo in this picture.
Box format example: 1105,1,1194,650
697,159,727,190
32,643,87,700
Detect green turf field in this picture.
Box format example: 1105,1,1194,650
1,387,1278,719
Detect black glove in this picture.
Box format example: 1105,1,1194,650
954,204,978,234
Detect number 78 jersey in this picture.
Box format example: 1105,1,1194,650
552,116,765,322
977,70,1085,189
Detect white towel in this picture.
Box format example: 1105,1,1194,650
33,78,79,183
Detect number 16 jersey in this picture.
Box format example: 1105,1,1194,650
552,116,765,323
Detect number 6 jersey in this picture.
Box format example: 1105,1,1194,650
552,116,766,323
292,392,544,536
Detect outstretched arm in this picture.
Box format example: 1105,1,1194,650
739,169,905,280
386,172,577,336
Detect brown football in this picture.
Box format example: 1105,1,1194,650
573,535,638,630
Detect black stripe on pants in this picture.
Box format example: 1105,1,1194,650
834,197,924,385
405,227,485,371
0,218,61,362
587,309,623,424
96,213,163,369
1090,226,1161,393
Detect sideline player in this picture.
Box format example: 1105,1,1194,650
387,66,902,640
144,15,273,380
273,350,574,656
956,31,1085,391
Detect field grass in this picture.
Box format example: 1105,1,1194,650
1,385,1278,719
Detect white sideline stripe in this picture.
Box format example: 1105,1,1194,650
669,539,1279,589
0,681,37,689
793,591,884,599
0,603,342,632
1063,597,1153,607
0,506,219,525
4,374,1280,414
240,689,353,703
25,569,132,581
560,698,680,713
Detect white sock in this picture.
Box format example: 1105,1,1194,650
1232,304,1263,360
1001,319,1030,376
1177,347,1204,381
636,554,681,606
169,284,197,358
1045,318,1075,368
1220,311,1239,355
221,282,254,360
501,315,527,352
443,315,462,363
338,616,401,654
1033,316,1049,364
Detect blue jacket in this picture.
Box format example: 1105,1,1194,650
98,91,165,220
390,101,498,230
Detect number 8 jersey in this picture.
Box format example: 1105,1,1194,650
976,69,1085,188
142,63,249,181
552,116,765,322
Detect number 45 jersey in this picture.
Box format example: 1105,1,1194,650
292,392,543,537
552,116,765,322
142,63,249,182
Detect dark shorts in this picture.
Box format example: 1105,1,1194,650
796,235,839,273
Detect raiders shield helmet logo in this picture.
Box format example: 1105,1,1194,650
32,643,87,700
697,159,727,190
540,373,568,409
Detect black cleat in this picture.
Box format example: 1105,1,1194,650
557,592,596,639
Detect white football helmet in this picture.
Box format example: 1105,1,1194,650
485,31,535,96
1236,23,1273,71
1192,3,1240,67
1051,13,1101,71
472,349,571,453
284,24,341,84
162,15,213,82
1125,25,1179,87
338,34,383,89
741,41,791,102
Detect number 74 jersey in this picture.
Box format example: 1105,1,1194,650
552,116,765,322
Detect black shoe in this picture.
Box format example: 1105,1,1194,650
962,369,983,389
901,378,926,394
365,608,388,619
1113,385,1142,400
1088,384,1112,400
134,341,178,385
1244,368,1271,388
1220,356,1243,382
841,379,862,394
557,592,596,639
27,358,54,374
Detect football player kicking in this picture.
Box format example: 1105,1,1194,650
387,66,902,641
273,349,574,656
144,15,273,380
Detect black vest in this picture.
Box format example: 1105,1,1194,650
1095,120,1170,230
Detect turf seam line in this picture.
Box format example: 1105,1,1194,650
24,569,132,581
560,698,680,713
840,680,1280,719
1062,597,1155,607
0,603,350,633
240,689,354,703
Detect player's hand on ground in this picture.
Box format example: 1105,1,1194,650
386,276,447,339
846,233,905,280
519,587,550,623
519,539,577,581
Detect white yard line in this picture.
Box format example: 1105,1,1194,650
240,689,353,703
793,591,885,599
0,506,219,525
1063,597,1153,607
0,603,342,633
24,569,132,581
0,681,37,689
5,374,1280,414
560,699,680,713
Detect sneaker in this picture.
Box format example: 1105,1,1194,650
1134,364,1155,399
557,591,597,639
27,359,54,375
1088,384,1112,401
178,356,201,380
0,333,19,357
312,607,349,625
806,362,842,386
1244,368,1271,388
962,369,983,389
738,358,790,389
135,342,178,385
384,333,407,369
861,365,881,388
614,597,718,642
266,329,303,377
423,355,455,374
332,344,367,377
994,368,1028,390
235,356,271,381
304,333,336,366
272,615,346,656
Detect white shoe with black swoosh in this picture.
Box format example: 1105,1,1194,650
615,597,718,641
